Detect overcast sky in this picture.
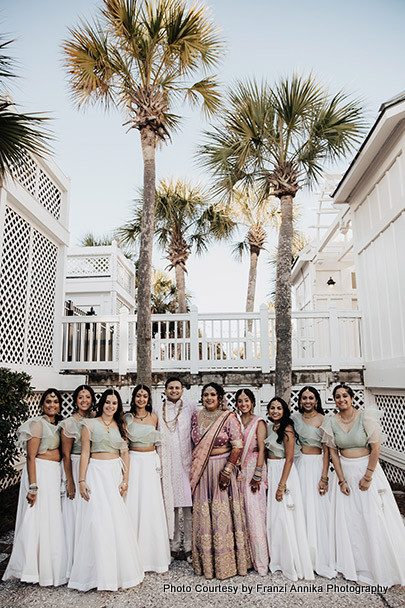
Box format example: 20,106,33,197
3,0,405,311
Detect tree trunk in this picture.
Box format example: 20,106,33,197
137,127,156,385
246,246,259,332
275,194,293,403
174,264,187,313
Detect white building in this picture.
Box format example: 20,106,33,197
292,176,358,312
65,241,136,315
333,92,405,484
0,151,82,392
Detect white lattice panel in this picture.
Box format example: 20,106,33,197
375,394,405,454
66,255,111,277
383,462,405,486
38,169,61,219
26,230,57,366
0,207,30,363
117,261,133,294
9,151,37,197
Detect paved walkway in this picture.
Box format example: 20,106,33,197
1,560,404,608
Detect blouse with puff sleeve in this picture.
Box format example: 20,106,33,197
264,423,301,458
291,412,323,449
59,416,83,454
17,416,60,454
124,413,161,448
81,418,128,454
321,408,383,450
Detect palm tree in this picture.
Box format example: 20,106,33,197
151,268,187,314
0,37,52,181
119,177,235,312
79,232,113,247
63,0,224,385
227,186,278,314
199,75,365,401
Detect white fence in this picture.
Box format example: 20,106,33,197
61,305,363,375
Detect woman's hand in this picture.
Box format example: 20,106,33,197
359,476,372,491
318,478,328,496
249,477,260,493
339,480,350,496
26,492,37,508
66,479,76,500
275,487,284,502
219,471,230,491
79,480,91,501
119,481,128,497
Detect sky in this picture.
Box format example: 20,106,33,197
2,0,405,311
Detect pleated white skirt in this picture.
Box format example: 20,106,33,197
330,455,405,587
295,454,336,578
266,459,314,581
61,453,80,578
68,458,144,591
125,451,170,573
3,459,67,586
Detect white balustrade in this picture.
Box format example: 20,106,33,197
60,307,363,374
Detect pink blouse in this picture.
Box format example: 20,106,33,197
191,411,243,448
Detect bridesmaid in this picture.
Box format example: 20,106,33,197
125,385,170,573
236,388,269,576
60,384,96,578
265,396,314,581
292,386,336,578
68,388,144,591
323,383,405,586
3,388,67,586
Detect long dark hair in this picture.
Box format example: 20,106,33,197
96,389,127,440
72,384,96,412
130,385,152,414
40,388,63,423
235,388,256,411
267,396,297,445
298,386,324,415
201,382,226,409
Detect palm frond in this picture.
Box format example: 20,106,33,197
0,101,53,179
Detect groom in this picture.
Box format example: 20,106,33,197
154,376,196,563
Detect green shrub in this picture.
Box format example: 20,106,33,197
0,368,32,480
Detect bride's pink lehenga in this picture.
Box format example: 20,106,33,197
239,416,269,575
190,410,251,580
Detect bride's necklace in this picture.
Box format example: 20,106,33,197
101,416,113,432
198,408,222,435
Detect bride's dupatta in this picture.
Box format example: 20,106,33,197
190,410,232,495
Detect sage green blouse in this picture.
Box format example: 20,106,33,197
17,416,60,454
264,423,300,458
81,418,128,454
291,412,323,449
59,416,82,454
321,408,382,450
124,413,161,448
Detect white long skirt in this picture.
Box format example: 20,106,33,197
266,459,314,581
68,458,144,591
3,459,67,586
125,451,170,573
295,454,336,578
61,453,80,578
331,455,405,587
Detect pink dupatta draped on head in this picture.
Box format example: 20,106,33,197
190,410,232,495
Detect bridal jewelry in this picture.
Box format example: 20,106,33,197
198,408,222,435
